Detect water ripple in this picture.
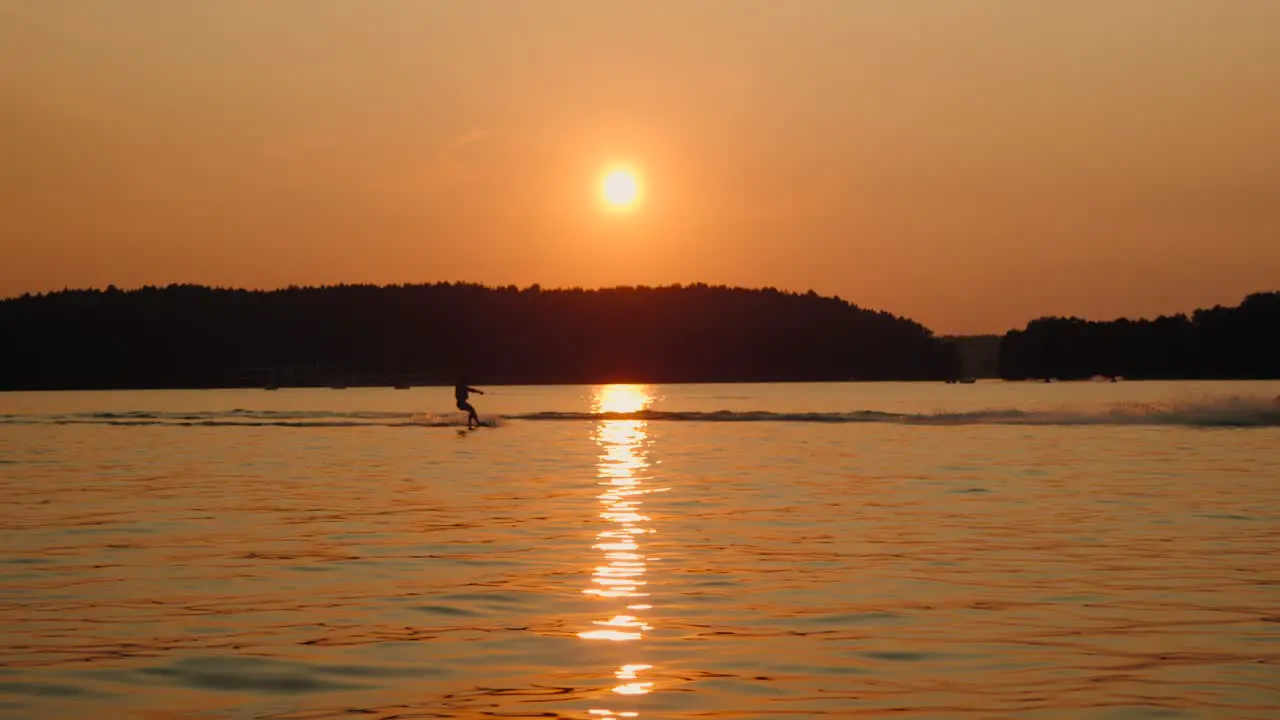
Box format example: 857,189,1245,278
2,386,1278,718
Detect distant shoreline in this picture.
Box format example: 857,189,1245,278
1,284,1275,390
6,377,1280,394
0,283,958,390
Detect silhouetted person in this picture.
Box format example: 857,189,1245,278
455,378,484,428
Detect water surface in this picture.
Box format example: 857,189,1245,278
2,381,1278,718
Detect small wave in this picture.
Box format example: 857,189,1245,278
3,410,480,428
508,402,1280,427
510,410,900,423
42,415,468,425
77,410,411,421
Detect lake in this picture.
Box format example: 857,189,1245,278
2,381,1279,719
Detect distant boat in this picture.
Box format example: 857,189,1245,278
264,384,279,391
958,378,976,384
393,384,411,390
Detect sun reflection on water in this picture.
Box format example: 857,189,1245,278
581,384,661,715
595,384,652,415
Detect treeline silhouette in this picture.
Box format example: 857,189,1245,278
0,283,959,390
999,292,1280,380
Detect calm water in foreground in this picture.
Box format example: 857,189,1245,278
2,381,1279,719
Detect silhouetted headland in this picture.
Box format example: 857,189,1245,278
998,292,1279,380
0,283,959,390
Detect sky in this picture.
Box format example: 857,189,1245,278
2,1,1278,334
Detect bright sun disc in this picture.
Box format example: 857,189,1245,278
601,168,640,210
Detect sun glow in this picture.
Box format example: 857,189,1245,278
601,167,641,210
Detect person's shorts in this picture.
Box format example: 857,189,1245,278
456,401,475,413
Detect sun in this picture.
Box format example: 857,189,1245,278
600,167,641,211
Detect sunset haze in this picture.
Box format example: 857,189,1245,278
3,0,1278,333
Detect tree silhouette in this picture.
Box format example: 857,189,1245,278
998,292,1279,380
0,283,959,389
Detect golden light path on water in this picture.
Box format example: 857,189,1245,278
580,384,664,716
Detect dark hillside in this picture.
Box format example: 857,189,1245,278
998,292,1280,380
0,283,958,389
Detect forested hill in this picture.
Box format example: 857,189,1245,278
998,292,1280,380
0,283,959,389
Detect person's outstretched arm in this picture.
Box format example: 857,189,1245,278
468,387,484,394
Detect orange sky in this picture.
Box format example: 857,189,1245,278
2,1,1278,334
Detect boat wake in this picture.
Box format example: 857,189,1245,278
510,396,1280,427
3,396,1278,428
